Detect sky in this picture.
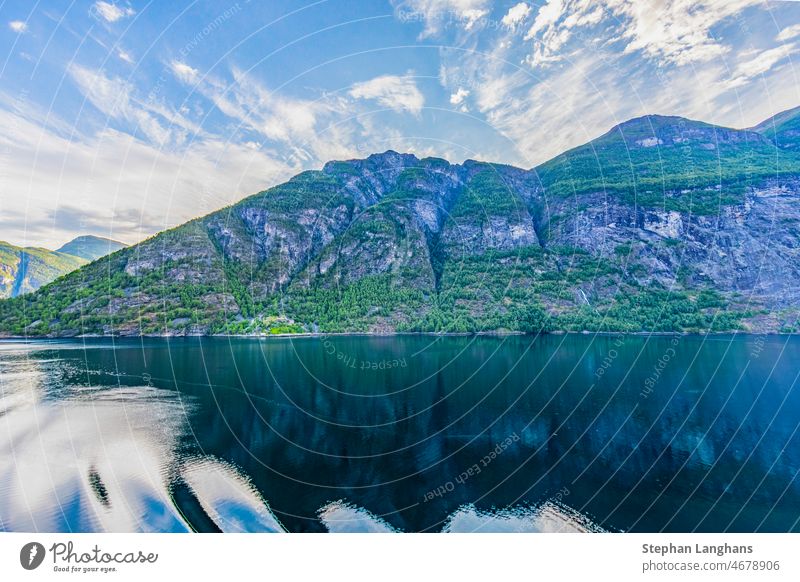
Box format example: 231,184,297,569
2,0,800,248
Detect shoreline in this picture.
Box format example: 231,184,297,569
0,329,795,342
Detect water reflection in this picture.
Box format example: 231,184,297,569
0,379,187,531
443,502,603,533
1,335,799,533
181,457,285,533
318,501,398,533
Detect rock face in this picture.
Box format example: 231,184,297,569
3,112,800,336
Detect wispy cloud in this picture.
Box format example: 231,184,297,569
117,50,134,64
727,44,796,88
170,61,199,85
169,60,439,167
777,23,800,42
524,0,604,67
203,68,334,157
69,64,199,146
393,0,490,37
91,2,136,23
349,74,425,115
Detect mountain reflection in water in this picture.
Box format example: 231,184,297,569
1,335,799,533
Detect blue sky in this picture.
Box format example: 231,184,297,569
2,0,800,247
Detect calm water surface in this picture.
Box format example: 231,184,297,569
1,334,799,533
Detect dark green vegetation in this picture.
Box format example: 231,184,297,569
3,111,800,336
536,115,800,212
0,235,126,299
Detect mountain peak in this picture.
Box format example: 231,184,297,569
751,105,800,132
596,113,767,149
608,114,710,139
366,149,417,163
750,105,800,150
614,114,696,129
57,235,126,261
321,150,422,176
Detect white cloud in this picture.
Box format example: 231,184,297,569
614,0,759,66
393,0,491,37
524,0,604,67
475,72,524,112
777,23,800,42
117,50,134,64
170,61,199,85
0,104,294,248
524,0,762,68
8,21,27,33
349,74,425,115
449,87,470,105
502,3,531,30
92,2,136,23
526,0,565,39
727,44,795,88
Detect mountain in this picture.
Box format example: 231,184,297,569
56,235,126,261
750,105,800,151
2,112,800,336
0,236,127,299
537,114,800,209
0,242,87,299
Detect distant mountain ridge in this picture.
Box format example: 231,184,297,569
0,235,126,298
56,235,126,261
2,108,800,336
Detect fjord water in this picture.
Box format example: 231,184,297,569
1,334,799,533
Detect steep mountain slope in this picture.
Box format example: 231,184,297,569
536,114,799,210
2,114,800,336
56,235,126,261
0,242,87,298
751,105,800,151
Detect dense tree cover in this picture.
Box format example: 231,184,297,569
535,116,800,213
278,246,747,335
448,167,527,219
0,235,752,337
